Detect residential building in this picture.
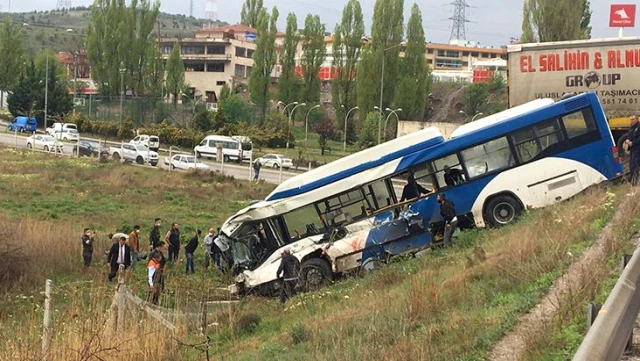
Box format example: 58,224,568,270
157,24,258,107
57,50,91,79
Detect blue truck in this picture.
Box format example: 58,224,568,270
8,116,37,132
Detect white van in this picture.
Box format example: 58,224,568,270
130,135,160,151
194,135,253,162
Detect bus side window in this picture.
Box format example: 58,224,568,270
562,108,597,138
461,137,513,179
282,205,326,242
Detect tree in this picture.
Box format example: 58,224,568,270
394,4,430,121
357,0,404,119
220,94,253,123
86,0,161,96
240,0,264,28
521,0,591,42
193,109,213,132
219,83,231,103
314,118,335,155
8,54,72,126
165,43,185,109
277,13,299,106
249,6,279,123
331,0,364,144
0,18,26,106
358,111,379,149
300,14,326,104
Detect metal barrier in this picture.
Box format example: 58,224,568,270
573,246,640,361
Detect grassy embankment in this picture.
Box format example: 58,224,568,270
0,148,638,360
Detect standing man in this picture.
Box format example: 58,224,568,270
128,225,140,267
437,193,458,248
166,222,181,262
253,158,262,182
149,218,161,251
107,236,131,281
147,252,163,305
203,228,215,269
624,115,640,184
400,174,430,202
276,248,299,304
185,229,201,274
81,228,95,268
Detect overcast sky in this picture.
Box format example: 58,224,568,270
11,0,640,47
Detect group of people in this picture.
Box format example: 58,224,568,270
81,218,231,305
625,115,640,185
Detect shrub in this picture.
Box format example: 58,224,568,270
289,323,309,344
236,312,261,334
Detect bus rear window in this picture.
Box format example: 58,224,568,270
562,108,597,138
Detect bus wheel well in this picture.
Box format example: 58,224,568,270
300,249,331,266
482,192,524,227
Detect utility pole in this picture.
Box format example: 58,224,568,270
73,51,78,116
449,0,470,41
44,54,48,130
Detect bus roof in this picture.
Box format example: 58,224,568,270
450,98,555,139
266,127,445,201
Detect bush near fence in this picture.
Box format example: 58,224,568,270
65,113,294,151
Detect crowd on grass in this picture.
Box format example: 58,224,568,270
80,218,229,304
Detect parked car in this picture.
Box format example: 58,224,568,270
8,116,37,132
46,122,79,140
258,154,293,169
164,154,211,171
73,140,109,158
26,135,63,152
109,144,158,166
130,135,160,152
194,135,252,162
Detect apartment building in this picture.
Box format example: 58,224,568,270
158,24,258,105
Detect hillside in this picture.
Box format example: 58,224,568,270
1,7,227,54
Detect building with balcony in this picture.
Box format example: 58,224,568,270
158,24,258,105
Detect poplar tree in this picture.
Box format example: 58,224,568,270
165,43,185,109
249,6,279,123
300,14,326,104
331,0,364,143
277,13,299,106
521,0,591,42
240,0,264,28
394,3,430,121
356,0,404,119
0,18,26,106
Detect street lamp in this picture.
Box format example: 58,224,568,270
471,112,484,121
383,108,402,141
119,67,125,129
278,100,297,114
286,102,306,149
44,53,48,131
378,42,404,145
305,105,320,143
343,105,358,152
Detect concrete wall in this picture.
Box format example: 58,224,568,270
397,120,460,139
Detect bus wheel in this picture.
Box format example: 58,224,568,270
301,258,332,291
485,195,522,227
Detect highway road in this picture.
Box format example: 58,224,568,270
0,131,299,186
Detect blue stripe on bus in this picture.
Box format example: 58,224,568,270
266,135,446,201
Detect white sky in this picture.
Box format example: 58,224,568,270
11,0,640,47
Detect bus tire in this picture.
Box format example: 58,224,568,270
617,133,629,158
484,195,522,227
301,258,332,291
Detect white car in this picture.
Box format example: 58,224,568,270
130,135,160,152
26,135,63,152
109,144,159,166
259,154,293,169
46,122,79,140
165,154,211,171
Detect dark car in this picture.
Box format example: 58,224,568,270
73,141,108,158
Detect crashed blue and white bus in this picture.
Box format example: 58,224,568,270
219,92,624,295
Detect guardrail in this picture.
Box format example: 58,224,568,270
572,246,640,361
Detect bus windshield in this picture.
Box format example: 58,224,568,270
228,219,286,270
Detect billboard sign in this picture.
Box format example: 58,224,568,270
610,4,636,27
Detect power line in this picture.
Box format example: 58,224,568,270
449,0,470,40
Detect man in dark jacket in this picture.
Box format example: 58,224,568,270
625,115,640,184
81,228,95,268
276,248,299,304
107,236,131,281
438,193,458,247
185,229,200,274
149,218,161,251
166,222,181,262
400,174,430,202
